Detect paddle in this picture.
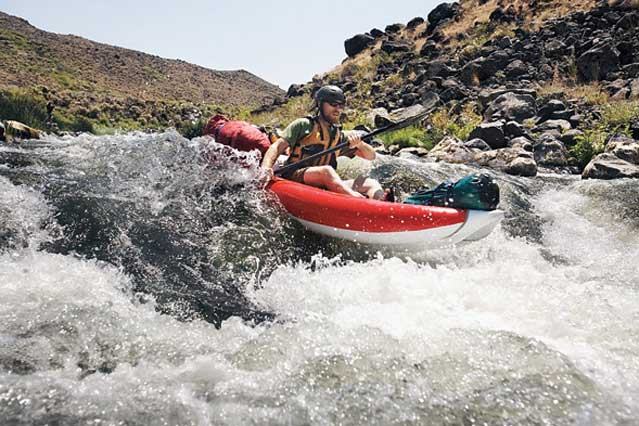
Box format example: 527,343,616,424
274,100,438,177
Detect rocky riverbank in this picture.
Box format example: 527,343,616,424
275,0,639,180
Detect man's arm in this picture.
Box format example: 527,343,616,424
344,131,376,161
261,138,290,170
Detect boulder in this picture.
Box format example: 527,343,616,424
0,122,4,140
385,23,405,33
344,34,375,57
380,40,413,54
583,152,639,179
508,136,534,152
503,121,527,138
370,28,385,38
537,100,566,122
426,136,476,163
484,92,537,122
533,119,572,133
368,107,391,128
478,88,537,109
407,17,425,29
397,147,430,157
3,121,40,143
427,2,460,33
606,134,639,164
419,40,439,58
464,138,491,151
474,148,537,176
506,60,528,78
468,122,507,149
286,84,305,98
560,129,585,147
533,138,569,166
577,42,621,81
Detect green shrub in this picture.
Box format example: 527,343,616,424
178,117,208,139
571,129,607,168
380,125,432,149
0,89,48,129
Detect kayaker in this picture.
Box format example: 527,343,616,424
202,114,277,158
261,85,392,201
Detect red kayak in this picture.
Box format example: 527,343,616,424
267,178,503,246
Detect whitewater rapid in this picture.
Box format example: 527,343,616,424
1,131,638,425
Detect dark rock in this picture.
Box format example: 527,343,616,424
506,60,528,78
381,40,413,54
509,136,534,152
465,138,491,151
533,119,572,133
407,17,425,29
427,2,460,34
622,63,639,78
385,23,405,34
419,40,439,58
583,152,639,179
506,156,538,176
427,61,456,78
426,136,476,163
577,42,621,81
401,92,419,107
498,37,513,49
537,99,567,122
548,110,575,121
545,40,567,57
534,138,569,166
489,7,516,23
503,121,527,138
478,88,537,109
569,114,584,128
469,122,507,149
345,34,375,57
606,134,639,164
615,12,639,30
560,129,584,147
420,90,440,108
370,28,385,38
397,147,430,158
485,92,537,122
474,148,537,176
286,84,304,98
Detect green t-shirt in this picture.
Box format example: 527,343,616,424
280,117,341,146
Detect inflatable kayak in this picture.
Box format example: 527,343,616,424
268,178,504,247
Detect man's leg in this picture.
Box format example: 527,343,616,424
303,166,365,198
344,176,388,200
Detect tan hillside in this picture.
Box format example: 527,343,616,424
0,12,283,106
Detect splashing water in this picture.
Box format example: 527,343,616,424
1,132,638,425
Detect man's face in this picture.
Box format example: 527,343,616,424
321,101,344,124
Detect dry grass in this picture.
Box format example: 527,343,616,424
536,80,610,105
443,0,597,37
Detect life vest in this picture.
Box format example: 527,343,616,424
287,116,345,169
203,114,272,156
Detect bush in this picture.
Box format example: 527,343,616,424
380,125,432,149
571,129,607,168
0,89,49,129
178,117,208,139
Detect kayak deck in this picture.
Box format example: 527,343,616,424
268,178,503,247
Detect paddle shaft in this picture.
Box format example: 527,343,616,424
274,109,432,176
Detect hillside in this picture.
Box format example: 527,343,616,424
0,11,284,133
253,0,639,179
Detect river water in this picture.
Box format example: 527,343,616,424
1,131,638,425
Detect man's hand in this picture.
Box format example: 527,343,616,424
346,131,363,150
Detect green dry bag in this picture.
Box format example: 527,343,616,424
403,173,499,210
